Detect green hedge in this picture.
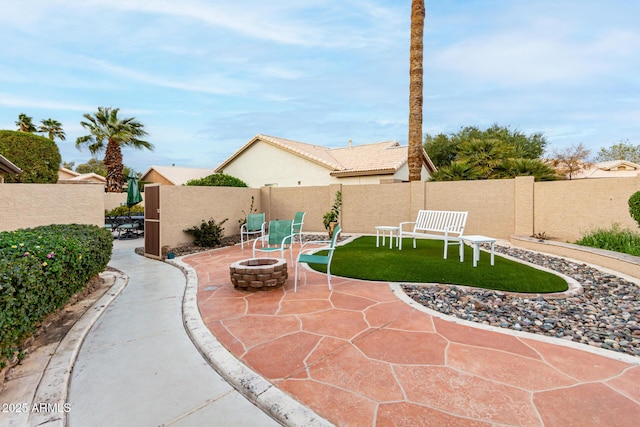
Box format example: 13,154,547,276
0,130,61,183
630,191,640,228
184,173,248,187
0,224,112,366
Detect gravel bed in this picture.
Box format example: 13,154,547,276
401,245,640,357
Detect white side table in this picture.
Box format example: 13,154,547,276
375,226,400,249
461,235,496,267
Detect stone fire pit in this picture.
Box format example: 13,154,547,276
230,258,288,291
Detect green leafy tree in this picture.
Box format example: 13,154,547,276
75,158,108,176
15,113,37,133
595,140,640,163
0,130,60,183
75,107,152,192
408,0,425,181
38,118,66,142
62,161,75,170
424,133,458,169
185,173,248,187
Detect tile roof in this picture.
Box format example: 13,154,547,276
215,134,436,176
141,165,216,186
572,160,640,179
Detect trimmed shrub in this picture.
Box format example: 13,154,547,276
0,224,112,366
184,173,248,187
629,191,640,229
0,130,61,183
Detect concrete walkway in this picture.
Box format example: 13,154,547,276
66,239,280,426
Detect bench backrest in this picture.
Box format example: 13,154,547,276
414,210,468,236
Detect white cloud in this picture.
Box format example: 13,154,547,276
0,94,95,112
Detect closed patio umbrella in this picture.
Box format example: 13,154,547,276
126,170,143,209
119,170,143,239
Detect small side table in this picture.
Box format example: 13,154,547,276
375,226,400,249
461,235,496,267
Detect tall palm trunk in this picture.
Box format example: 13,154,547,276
104,139,124,192
408,0,425,181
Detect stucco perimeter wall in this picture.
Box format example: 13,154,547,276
265,185,334,233
424,179,516,239
341,183,412,233
534,176,640,242
157,186,261,248
0,184,104,232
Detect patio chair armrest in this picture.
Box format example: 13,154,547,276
298,240,332,255
280,233,295,246
253,234,268,252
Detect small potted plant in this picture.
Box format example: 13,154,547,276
323,190,342,238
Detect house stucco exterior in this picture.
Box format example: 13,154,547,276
216,134,434,188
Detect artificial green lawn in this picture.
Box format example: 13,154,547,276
310,236,568,293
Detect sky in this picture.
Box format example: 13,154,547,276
1,0,639,173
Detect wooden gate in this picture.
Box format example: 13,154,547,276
144,184,161,258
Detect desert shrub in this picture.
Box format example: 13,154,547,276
184,173,247,187
0,130,61,183
629,191,640,228
184,218,228,247
0,224,112,367
575,224,640,257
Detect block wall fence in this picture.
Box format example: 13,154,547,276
1,176,639,254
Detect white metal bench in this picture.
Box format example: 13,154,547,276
398,210,468,259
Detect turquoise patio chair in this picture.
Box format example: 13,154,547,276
252,219,295,264
241,213,266,249
292,211,306,245
294,224,341,292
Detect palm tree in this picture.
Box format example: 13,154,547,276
39,118,66,141
408,0,425,181
75,107,152,192
493,158,559,181
429,161,482,181
456,138,508,178
15,113,37,132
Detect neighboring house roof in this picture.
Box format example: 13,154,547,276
572,160,640,179
140,165,216,186
215,134,437,177
57,167,106,184
0,153,22,175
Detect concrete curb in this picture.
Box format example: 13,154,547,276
27,271,129,427
168,256,333,427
